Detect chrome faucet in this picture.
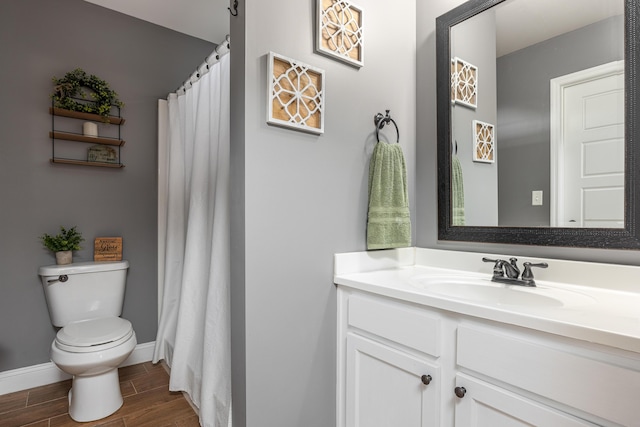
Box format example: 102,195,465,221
482,257,548,287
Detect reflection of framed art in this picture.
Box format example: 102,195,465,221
316,0,364,67
451,57,478,108
267,52,325,134
473,120,495,163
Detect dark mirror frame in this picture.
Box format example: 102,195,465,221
436,0,640,249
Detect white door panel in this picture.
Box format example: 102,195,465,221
551,61,624,228
346,334,439,427
454,374,597,427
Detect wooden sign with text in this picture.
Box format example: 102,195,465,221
94,237,123,261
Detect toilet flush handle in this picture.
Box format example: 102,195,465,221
47,275,68,284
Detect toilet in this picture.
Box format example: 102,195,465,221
38,260,137,422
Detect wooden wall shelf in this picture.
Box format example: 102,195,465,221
50,158,125,168
49,107,125,125
49,105,125,168
49,131,125,146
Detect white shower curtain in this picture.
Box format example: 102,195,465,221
154,46,231,427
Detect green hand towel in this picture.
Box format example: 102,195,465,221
367,141,411,250
451,155,465,226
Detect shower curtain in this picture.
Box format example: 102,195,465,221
153,42,231,427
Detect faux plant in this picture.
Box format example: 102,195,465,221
40,226,84,252
51,68,124,120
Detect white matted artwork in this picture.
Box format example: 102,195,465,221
316,0,364,67
472,120,495,163
451,57,478,109
267,52,325,134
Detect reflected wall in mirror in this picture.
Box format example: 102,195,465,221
436,0,640,248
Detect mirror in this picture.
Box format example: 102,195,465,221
436,0,640,248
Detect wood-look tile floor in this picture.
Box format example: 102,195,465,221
0,362,199,427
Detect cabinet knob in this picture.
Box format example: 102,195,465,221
454,386,466,398
420,374,432,385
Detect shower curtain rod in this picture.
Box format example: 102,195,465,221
176,34,230,94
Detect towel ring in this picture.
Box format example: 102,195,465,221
374,110,400,143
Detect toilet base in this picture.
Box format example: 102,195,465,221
68,368,123,422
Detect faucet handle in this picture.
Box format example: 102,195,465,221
482,257,505,277
521,262,549,283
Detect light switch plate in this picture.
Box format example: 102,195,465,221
532,190,543,206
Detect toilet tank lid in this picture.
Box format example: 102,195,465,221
38,260,129,276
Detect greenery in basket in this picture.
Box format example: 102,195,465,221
40,226,85,252
51,68,124,120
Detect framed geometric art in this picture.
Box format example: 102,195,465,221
267,52,325,135
451,57,478,109
472,120,495,163
316,0,364,67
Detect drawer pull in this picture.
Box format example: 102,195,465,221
454,386,466,398
421,374,432,385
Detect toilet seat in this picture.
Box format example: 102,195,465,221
55,317,134,353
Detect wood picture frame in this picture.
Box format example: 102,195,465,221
316,0,364,67
267,52,325,134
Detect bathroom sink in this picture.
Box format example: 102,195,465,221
409,275,595,307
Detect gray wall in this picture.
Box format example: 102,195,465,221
0,0,214,371
451,9,498,226
497,15,624,226
417,2,640,265
231,0,416,425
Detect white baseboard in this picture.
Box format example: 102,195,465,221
122,341,155,366
0,341,156,396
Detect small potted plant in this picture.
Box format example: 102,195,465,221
40,226,84,265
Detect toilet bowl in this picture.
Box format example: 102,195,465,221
39,261,135,422
51,317,137,421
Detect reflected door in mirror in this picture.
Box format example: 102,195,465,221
551,62,624,228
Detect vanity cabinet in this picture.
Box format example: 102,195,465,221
337,287,640,427
338,291,441,427
453,374,596,426
346,334,439,427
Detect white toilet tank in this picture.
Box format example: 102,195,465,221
39,261,129,327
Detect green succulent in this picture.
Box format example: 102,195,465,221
40,226,84,252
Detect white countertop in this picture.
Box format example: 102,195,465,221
334,248,640,354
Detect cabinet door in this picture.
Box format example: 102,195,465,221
454,374,598,427
346,334,439,427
